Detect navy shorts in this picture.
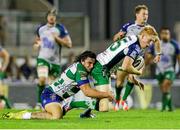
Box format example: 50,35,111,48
41,88,64,108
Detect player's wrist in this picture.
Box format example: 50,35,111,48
156,52,162,56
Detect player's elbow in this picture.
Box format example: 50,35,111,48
83,89,91,97
67,42,72,48
81,87,91,97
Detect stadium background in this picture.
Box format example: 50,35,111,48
0,0,180,109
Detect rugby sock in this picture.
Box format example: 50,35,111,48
22,112,31,119
166,93,173,111
37,84,45,103
70,101,89,109
162,92,170,111
162,93,166,110
115,85,123,101
122,81,134,101
0,95,11,108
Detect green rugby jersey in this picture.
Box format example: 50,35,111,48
48,62,90,99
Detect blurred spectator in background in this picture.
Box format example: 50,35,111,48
146,27,180,111
0,47,11,109
6,56,20,81
0,15,7,46
20,56,35,81
61,52,75,71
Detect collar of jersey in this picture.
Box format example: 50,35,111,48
134,21,146,27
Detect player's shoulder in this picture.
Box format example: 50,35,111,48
127,35,141,49
56,23,66,29
170,39,180,49
128,35,138,42
56,23,68,33
122,21,135,28
171,39,179,45
37,23,46,29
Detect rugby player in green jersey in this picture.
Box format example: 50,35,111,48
2,51,114,120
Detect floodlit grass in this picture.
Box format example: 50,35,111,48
0,109,179,129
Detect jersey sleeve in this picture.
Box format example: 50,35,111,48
75,69,89,88
120,22,133,33
35,24,44,37
126,45,139,60
147,44,155,55
171,39,180,55
56,24,69,38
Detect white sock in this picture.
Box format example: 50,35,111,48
22,112,31,119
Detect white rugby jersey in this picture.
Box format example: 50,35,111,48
120,22,147,36
36,23,69,65
148,40,180,73
97,35,142,69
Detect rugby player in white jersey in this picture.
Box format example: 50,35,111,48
113,5,161,111
146,27,180,111
90,25,159,112
33,9,72,108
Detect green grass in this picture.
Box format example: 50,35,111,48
0,109,180,129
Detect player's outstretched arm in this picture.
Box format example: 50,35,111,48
33,35,41,51
120,56,142,75
80,83,114,100
153,36,161,63
113,31,125,41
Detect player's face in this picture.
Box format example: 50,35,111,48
140,34,153,49
160,30,170,42
47,14,56,25
81,57,96,72
136,9,148,24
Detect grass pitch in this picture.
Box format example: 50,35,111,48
0,109,179,129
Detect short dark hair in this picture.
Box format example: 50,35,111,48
135,4,148,14
75,51,96,62
160,27,170,32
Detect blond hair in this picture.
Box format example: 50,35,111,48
139,26,159,42
135,4,148,14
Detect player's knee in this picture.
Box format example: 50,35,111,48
51,113,63,119
116,79,124,86
162,79,171,88
99,98,109,112
39,77,46,86
127,75,134,83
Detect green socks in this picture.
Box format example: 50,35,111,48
70,101,89,108
37,84,45,103
162,92,172,111
70,100,97,109
122,81,134,101
115,85,123,100
0,95,11,108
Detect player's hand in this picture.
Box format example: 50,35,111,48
153,55,161,63
52,32,58,39
110,73,117,79
113,34,120,41
137,81,144,91
130,75,144,91
107,91,115,101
